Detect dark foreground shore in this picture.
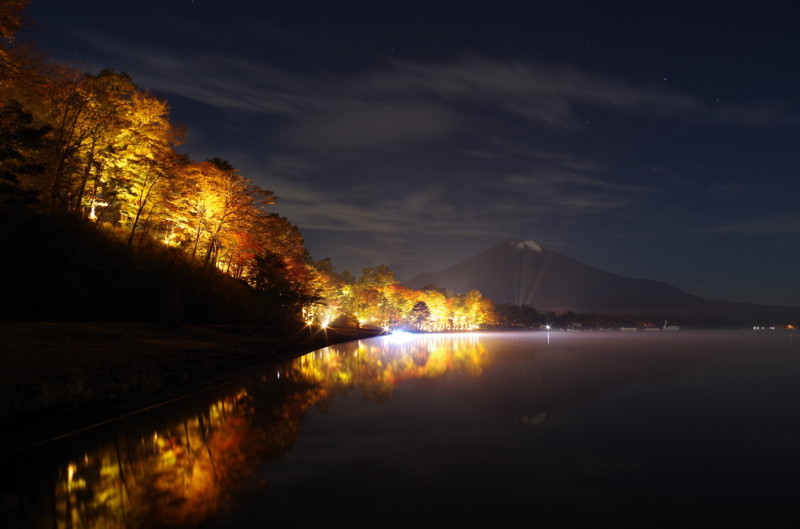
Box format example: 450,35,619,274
0,321,383,455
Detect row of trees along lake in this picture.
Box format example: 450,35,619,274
0,1,497,331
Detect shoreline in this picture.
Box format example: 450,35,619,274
0,321,383,456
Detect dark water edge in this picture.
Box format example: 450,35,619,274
3,329,799,529
0,322,382,457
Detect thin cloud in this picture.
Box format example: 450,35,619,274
65,33,799,132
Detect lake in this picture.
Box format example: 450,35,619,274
2,329,799,528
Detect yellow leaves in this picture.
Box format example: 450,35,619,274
312,262,495,331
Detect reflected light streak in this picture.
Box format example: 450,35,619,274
385,330,416,343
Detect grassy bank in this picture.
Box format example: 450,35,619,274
0,321,382,453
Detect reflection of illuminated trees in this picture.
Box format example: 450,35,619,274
45,382,316,528
297,335,489,397
14,335,492,528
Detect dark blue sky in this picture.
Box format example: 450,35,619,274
20,0,800,307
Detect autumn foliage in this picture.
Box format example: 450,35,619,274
0,2,495,329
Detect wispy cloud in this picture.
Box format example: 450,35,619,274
69,32,800,141
249,159,647,239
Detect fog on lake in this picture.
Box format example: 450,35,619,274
3,329,799,528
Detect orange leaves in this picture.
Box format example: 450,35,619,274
0,10,499,330
309,262,496,331
0,0,28,42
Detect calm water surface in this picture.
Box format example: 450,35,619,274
3,329,800,528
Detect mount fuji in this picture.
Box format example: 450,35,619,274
402,240,799,322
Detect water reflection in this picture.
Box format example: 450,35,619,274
2,333,491,528
6,383,309,529
3,330,799,528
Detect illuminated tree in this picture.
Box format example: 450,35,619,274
164,159,212,256
449,289,497,329
304,258,339,323
218,227,259,278
163,158,276,266
68,70,140,216
107,90,183,244
249,213,311,286
242,213,320,322
383,284,421,328
421,287,449,330
29,68,133,210
196,158,276,267
353,265,398,326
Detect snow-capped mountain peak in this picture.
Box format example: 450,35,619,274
496,239,543,252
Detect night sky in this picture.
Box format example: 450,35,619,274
19,0,800,307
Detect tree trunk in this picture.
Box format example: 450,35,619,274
127,168,156,245
72,138,96,215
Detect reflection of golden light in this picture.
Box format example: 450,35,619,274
67,463,76,486
65,461,86,491
47,385,296,528
296,334,489,394
40,333,495,529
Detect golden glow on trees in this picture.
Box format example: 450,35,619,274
0,16,496,327
111,90,183,245
306,263,497,332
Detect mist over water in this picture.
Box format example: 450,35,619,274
3,330,799,528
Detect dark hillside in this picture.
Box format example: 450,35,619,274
0,211,281,326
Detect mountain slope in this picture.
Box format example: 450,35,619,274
403,240,798,320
